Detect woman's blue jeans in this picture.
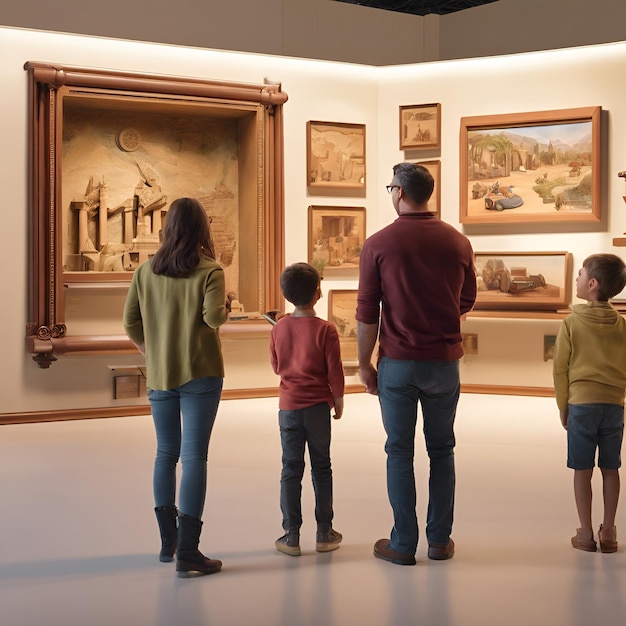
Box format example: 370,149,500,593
377,357,460,555
148,376,223,519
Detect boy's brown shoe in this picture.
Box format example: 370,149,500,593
428,538,455,560
571,528,597,552
598,525,618,553
275,530,301,556
373,538,416,565
316,528,343,552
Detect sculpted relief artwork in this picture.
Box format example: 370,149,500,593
26,63,287,368
62,102,240,293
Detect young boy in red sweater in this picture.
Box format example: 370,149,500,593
270,262,345,556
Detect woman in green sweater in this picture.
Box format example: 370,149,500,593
124,197,230,576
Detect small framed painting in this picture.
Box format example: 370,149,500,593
474,251,572,311
307,121,366,190
399,103,441,150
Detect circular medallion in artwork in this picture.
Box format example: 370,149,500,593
116,127,142,152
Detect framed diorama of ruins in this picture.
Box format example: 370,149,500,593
308,206,366,275
24,62,288,367
328,289,358,370
460,107,601,225
399,103,441,151
414,160,441,218
474,251,572,311
307,121,366,191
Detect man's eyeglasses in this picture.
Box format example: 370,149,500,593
386,185,400,194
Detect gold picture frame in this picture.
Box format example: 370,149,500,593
307,121,366,191
460,107,601,225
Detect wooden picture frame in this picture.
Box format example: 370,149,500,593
543,335,557,361
328,289,358,367
308,206,366,275
474,251,572,311
24,62,287,366
460,107,601,225
399,103,441,150
415,160,441,217
307,121,366,190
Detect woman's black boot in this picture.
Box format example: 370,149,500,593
176,514,222,576
154,505,178,562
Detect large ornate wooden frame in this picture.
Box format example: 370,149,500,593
24,62,287,367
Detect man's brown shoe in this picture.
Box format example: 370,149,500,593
373,538,416,565
428,538,455,560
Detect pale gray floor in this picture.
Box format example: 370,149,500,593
1,393,625,626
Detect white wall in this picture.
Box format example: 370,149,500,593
3,26,626,415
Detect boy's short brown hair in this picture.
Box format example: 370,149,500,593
280,262,321,306
583,253,626,301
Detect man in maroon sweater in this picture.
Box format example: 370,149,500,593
357,162,476,565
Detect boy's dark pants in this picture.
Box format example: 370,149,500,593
279,402,333,532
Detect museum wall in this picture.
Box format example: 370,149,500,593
438,0,626,63
0,0,433,66
4,0,626,66
3,25,626,418
377,43,626,391
0,26,380,416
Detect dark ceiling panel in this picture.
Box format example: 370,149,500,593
333,0,498,16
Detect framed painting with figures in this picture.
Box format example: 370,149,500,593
460,107,601,225
307,121,366,191
399,103,441,151
308,206,366,275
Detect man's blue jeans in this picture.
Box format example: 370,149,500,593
148,376,223,519
279,402,333,531
377,357,460,555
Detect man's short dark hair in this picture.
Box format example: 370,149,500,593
583,253,626,300
392,162,434,205
280,262,321,306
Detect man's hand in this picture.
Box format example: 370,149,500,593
359,364,378,395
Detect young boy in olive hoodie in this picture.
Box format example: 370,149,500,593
554,254,626,553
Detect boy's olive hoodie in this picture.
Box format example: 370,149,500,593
554,301,626,410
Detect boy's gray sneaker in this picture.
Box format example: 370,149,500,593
316,528,343,552
275,530,301,556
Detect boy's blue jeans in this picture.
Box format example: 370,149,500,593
377,357,460,555
279,402,333,532
148,376,223,519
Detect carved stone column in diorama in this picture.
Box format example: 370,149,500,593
71,202,90,253
132,196,160,265
98,180,108,249
150,206,162,235
123,200,136,244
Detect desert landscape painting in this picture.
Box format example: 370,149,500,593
460,108,600,225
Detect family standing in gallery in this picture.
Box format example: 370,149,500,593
122,164,625,577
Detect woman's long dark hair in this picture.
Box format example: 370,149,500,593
150,197,216,277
